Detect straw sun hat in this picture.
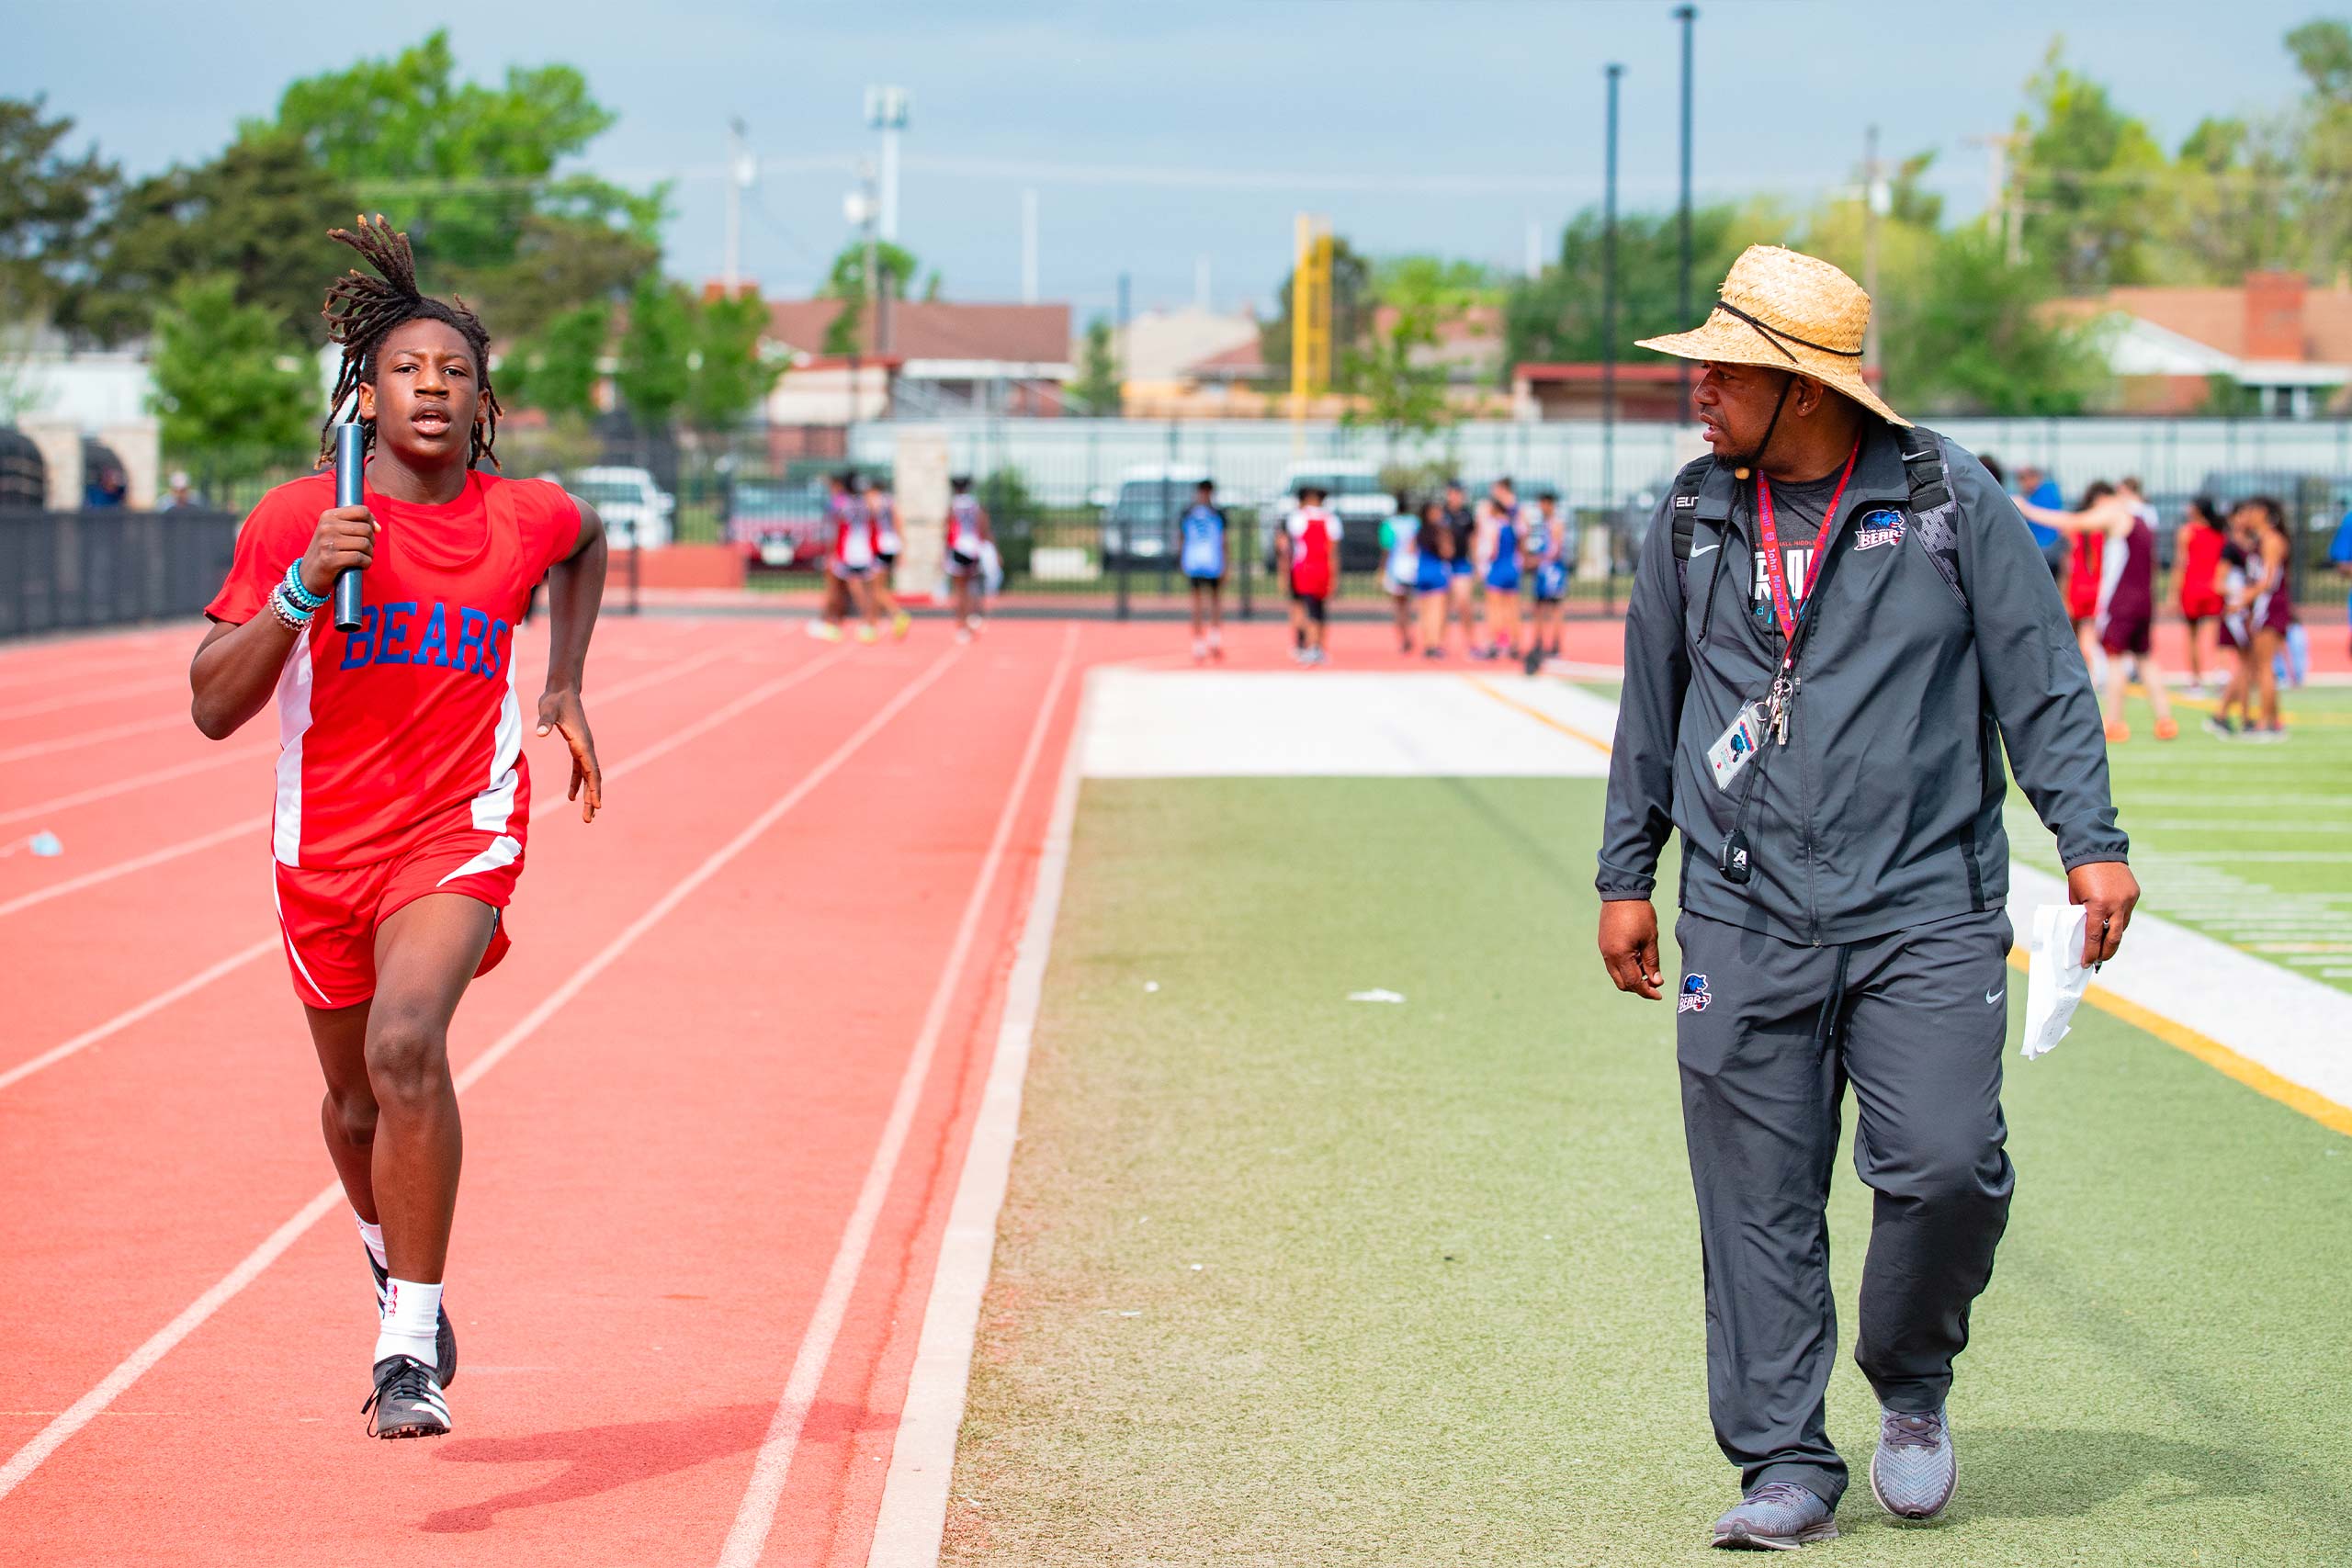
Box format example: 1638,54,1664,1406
1637,244,1907,428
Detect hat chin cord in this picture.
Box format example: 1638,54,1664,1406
1729,372,1797,481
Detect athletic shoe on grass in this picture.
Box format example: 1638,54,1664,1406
362,1356,451,1439
2154,716,2179,740
1711,1482,1837,1550
366,1249,457,1387
2103,719,2131,743
1870,1407,1957,1520
2202,715,2235,739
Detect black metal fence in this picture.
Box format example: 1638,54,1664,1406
0,508,240,641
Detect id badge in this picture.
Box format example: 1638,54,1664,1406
1706,702,1766,792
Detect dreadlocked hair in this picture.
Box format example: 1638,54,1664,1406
318,213,503,469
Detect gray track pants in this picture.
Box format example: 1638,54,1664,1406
1673,907,2016,1506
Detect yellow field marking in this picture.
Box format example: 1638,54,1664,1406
1465,677,1615,756
2005,948,2352,1138
2162,690,2348,728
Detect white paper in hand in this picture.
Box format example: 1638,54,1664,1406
2020,904,2090,1059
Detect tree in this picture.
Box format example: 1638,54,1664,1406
1257,235,1375,390
0,97,116,323
1342,257,1457,447
63,130,355,348
616,276,693,432
819,239,921,355
1882,226,2109,415
684,290,783,432
2013,41,2169,289
148,275,316,475
2286,19,2352,278
257,31,658,336
1503,203,1777,367
501,301,607,422
1069,316,1119,415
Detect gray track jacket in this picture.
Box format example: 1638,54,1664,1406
1595,422,2127,945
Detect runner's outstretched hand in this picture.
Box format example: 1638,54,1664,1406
537,689,602,822
2067,861,2139,965
1598,898,1664,1000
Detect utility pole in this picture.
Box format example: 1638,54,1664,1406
724,118,752,296
1674,6,1696,414
866,86,909,242
1966,132,2023,265
1603,64,1624,515
848,159,885,355
1862,123,1883,375
1021,189,1039,305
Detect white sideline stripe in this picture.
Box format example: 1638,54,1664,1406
0,818,264,919
718,626,1080,1568
0,941,277,1094
0,647,850,1093
0,676,185,723
865,668,1092,1567
0,644,758,919
0,715,186,766
0,643,962,1504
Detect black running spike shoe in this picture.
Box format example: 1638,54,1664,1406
366,1247,458,1388
362,1355,451,1439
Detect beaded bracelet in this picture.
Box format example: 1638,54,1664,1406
266,583,313,632
281,559,326,612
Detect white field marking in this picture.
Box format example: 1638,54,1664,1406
1080,670,1613,779
0,642,770,919
866,664,1092,1568
0,714,187,766
0,642,741,832
0,676,187,723
2007,863,2352,1112
718,626,1080,1568
0,646,853,1094
0,643,961,1503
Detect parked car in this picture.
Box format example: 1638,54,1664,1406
726,476,831,570
1259,461,1395,573
1101,463,1215,568
567,466,674,548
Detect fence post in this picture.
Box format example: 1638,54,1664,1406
1161,419,1179,603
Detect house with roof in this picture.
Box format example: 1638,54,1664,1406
756,297,1074,423
2052,271,2352,418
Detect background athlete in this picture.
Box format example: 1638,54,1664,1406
1178,479,1229,662
188,217,607,1440
2017,479,2178,742
944,474,992,641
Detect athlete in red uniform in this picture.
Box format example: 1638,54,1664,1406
189,218,607,1439
2175,496,2228,690
2018,479,2177,742
1284,485,1338,666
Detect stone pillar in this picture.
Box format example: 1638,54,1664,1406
894,428,951,604
98,419,161,509
19,419,82,510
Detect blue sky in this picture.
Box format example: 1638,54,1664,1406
8,1,2324,321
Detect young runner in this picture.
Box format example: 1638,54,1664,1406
1285,483,1338,666
2063,482,2108,680
813,471,881,644
1413,498,1456,658
863,473,913,640
1380,495,1420,655
2017,480,2177,741
2329,499,2352,659
1441,478,1479,652
944,473,991,641
2208,508,2260,738
2176,495,2229,690
1522,487,1570,674
188,217,607,1440
1178,479,1229,662
2241,495,2297,740
1476,476,1524,661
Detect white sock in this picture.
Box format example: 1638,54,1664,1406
355,1212,387,1271
373,1278,442,1371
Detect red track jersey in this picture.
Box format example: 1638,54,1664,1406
1286,506,1337,597
207,470,581,869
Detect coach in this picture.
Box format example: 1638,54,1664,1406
1593,246,2138,1550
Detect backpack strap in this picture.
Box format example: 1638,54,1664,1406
1896,423,1968,615
1668,454,1714,604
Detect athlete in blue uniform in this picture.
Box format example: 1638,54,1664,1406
1522,488,1570,673
1179,479,1228,662
1478,477,1523,661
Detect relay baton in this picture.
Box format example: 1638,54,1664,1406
332,422,366,632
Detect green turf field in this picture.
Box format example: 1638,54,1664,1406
944,775,2352,1566
2005,683,2352,995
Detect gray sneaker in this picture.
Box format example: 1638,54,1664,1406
1711,1481,1838,1550
1870,1406,1957,1519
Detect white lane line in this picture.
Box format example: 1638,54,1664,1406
0,746,267,829
0,646,852,1093
718,625,1080,1568
866,664,1092,1568
0,715,187,766
0,642,959,1504
0,677,187,723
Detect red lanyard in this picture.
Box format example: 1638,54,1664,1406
1754,442,1860,644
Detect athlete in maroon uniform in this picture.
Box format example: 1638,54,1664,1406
2018,479,2177,741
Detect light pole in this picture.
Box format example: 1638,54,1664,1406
1603,63,1624,517
724,118,755,296
865,86,909,242
1674,6,1696,414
